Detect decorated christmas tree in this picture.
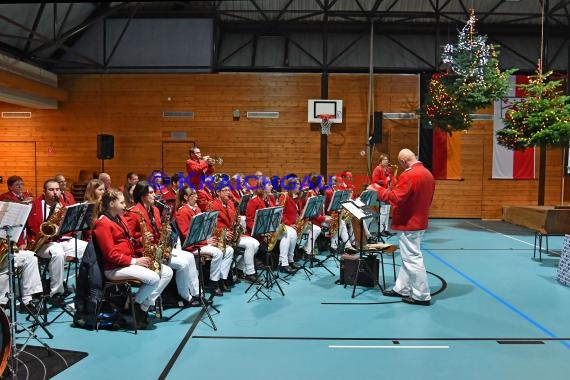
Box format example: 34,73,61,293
422,11,515,133
496,68,570,150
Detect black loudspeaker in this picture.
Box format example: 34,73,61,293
97,134,114,159
339,254,379,287
371,112,383,143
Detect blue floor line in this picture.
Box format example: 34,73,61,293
424,247,570,349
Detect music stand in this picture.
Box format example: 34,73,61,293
238,194,252,215
182,211,220,330
324,189,350,264
300,196,332,277
340,199,382,298
358,190,385,244
1,201,55,377
245,206,284,302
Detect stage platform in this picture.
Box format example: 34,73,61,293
502,205,570,235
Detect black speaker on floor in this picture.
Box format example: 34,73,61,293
371,112,383,143
339,254,379,287
97,134,114,159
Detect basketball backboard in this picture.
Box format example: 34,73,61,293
307,99,343,123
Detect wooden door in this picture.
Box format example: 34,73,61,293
0,142,37,196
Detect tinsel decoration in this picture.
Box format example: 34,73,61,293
496,69,570,150
422,10,516,133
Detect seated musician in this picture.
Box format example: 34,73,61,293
124,181,200,306
0,175,34,203
176,185,233,296
159,173,179,219
55,174,76,206
297,173,330,256
82,179,106,242
246,180,296,275
0,241,43,312
93,190,172,329
210,183,260,285
278,176,302,272
324,174,356,253
26,179,88,306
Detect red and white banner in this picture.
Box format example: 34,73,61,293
492,75,535,179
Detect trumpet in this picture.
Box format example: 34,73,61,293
205,156,223,165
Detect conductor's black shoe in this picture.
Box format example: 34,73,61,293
279,265,296,275
382,290,406,298
401,296,431,306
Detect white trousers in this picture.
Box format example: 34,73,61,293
303,224,321,254
393,230,431,301
330,220,354,250
379,204,391,232
167,249,195,301
0,250,43,304
196,245,233,282
279,225,297,266
236,236,259,275
105,264,173,311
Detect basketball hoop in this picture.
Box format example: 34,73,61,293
318,114,334,135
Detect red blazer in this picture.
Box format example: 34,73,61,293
124,203,162,255
210,198,235,229
185,159,215,190
60,191,76,206
278,193,298,227
0,191,34,203
372,165,392,187
93,214,136,271
197,188,216,212
245,195,275,235
175,204,207,250
372,162,435,231
25,198,67,246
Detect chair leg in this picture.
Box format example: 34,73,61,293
128,286,137,335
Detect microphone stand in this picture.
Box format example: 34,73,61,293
2,224,54,378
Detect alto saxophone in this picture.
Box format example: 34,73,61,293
267,192,287,251
227,205,244,248
156,211,172,264
27,204,66,252
136,210,161,274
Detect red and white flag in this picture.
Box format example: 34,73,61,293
492,75,535,179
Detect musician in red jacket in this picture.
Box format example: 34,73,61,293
369,149,435,306
124,181,196,305
211,184,260,284
0,175,34,203
369,154,394,238
26,179,87,306
93,189,170,329
185,147,216,190
175,185,233,296
55,174,76,205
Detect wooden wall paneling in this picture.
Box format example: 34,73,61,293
0,141,37,196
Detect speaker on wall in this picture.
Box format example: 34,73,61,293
372,112,383,143
97,134,114,159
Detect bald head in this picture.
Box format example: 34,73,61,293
398,148,418,169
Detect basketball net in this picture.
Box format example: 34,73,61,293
318,114,334,135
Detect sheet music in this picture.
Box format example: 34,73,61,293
0,201,32,242
341,200,366,220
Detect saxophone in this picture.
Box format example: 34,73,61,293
212,227,227,251
267,192,287,251
136,210,161,274
27,204,66,252
227,205,244,248
156,212,172,264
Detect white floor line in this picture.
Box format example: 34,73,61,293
329,345,450,349
464,221,538,249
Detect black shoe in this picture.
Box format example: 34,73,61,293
289,262,302,269
382,231,395,237
243,274,260,284
18,301,39,314
401,296,431,306
212,287,223,297
220,280,231,292
279,265,296,274
133,303,149,329
47,293,66,307
382,289,406,298
344,246,358,254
